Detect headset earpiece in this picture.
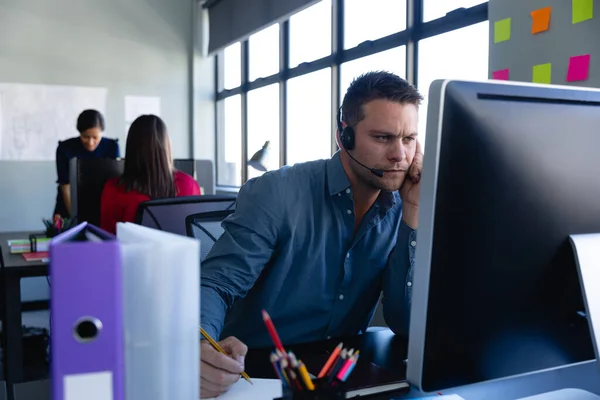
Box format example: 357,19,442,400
340,126,355,150
337,107,355,151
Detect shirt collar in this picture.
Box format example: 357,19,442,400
327,151,351,196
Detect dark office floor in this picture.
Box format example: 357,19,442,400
0,311,50,382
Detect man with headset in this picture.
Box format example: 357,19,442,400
199,71,423,398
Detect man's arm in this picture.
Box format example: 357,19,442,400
55,144,71,217
201,178,281,340
382,219,417,338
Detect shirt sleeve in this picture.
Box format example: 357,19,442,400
382,220,417,338
200,177,282,341
55,143,70,185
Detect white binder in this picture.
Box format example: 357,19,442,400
117,222,200,400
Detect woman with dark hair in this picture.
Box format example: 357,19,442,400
54,109,120,221
100,114,200,234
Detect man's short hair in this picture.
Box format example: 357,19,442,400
340,71,423,127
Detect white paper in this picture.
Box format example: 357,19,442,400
64,371,113,400
202,378,282,400
0,83,107,160
125,95,161,122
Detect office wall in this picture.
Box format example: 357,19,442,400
0,0,193,157
489,0,599,87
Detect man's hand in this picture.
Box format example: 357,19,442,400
400,139,423,229
200,336,248,398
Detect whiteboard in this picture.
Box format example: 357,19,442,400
0,83,108,160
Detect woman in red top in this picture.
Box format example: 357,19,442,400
100,114,200,234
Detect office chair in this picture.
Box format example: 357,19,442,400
69,158,124,226
173,159,195,177
136,194,236,237
185,210,234,262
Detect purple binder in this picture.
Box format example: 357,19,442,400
49,222,124,400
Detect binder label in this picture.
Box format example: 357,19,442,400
64,371,113,400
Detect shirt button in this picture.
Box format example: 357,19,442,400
338,193,341,196
407,282,412,287
346,209,352,215
411,240,417,247
339,294,344,300
345,188,351,194
327,336,331,339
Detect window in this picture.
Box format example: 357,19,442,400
423,1,486,22
217,95,242,186
340,47,406,100
344,0,407,49
249,24,280,81
287,68,332,165
223,42,241,90
417,22,489,148
247,84,280,179
289,0,332,68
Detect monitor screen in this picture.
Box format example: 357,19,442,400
174,159,195,177
407,80,599,391
70,158,124,226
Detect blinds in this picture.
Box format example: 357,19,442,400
205,0,321,54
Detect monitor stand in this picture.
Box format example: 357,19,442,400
516,389,600,400
516,235,600,400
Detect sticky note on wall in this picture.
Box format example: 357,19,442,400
572,0,593,24
492,69,510,80
532,63,552,84
530,7,552,33
494,18,511,43
567,54,591,82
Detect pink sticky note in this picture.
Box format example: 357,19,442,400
566,54,591,82
492,69,510,80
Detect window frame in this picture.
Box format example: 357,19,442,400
214,0,489,188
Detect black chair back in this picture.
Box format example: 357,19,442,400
185,210,234,262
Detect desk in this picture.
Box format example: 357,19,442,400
245,329,410,399
245,329,600,399
0,232,49,400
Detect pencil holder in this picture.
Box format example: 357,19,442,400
274,378,346,400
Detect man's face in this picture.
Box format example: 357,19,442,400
349,99,419,192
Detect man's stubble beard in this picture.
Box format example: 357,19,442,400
349,161,404,193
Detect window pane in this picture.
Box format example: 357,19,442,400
344,0,406,49
423,1,485,22
217,95,242,186
249,24,280,81
417,22,489,149
340,47,406,100
289,0,332,68
247,84,280,179
287,68,332,165
223,42,241,90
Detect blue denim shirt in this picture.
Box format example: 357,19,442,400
201,151,417,349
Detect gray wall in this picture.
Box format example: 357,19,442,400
0,0,194,156
489,0,599,87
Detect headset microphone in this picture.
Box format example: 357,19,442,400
337,107,385,178
342,147,385,177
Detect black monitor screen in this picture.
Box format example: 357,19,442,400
409,80,599,391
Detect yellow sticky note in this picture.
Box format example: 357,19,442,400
494,18,511,43
532,63,552,84
572,0,593,24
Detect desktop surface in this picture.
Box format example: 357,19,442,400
1,231,48,270
409,80,600,392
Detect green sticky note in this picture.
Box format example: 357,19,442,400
532,63,552,84
494,18,511,43
573,0,593,23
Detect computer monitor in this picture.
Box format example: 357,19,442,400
407,79,600,392
69,158,124,226
174,159,195,177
